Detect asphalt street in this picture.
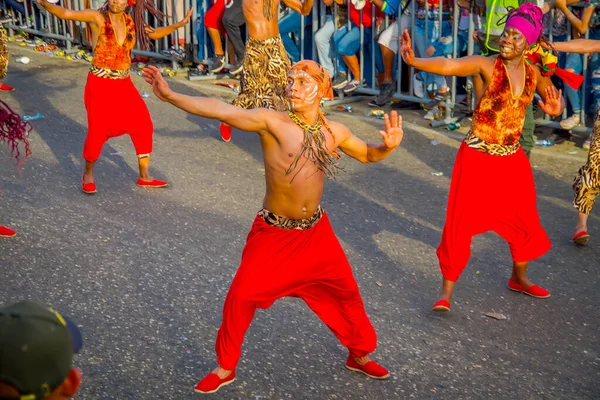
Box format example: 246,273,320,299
1,46,599,400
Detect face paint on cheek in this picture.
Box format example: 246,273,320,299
304,83,319,105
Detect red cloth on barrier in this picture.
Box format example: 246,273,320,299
215,212,377,370
83,73,153,162
436,143,552,282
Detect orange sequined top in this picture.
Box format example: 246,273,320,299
470,57,537,146
92,12,136,72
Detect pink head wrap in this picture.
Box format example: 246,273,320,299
505,3,544,46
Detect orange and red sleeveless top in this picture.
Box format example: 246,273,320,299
90,12,135,79
465,56,537,156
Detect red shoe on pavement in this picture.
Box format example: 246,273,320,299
508,279,550,299
432,299,451,312
0,83,15,91
220,122,232,142
573,231,590,245
82,176,97,194
345,356,390,379
0,226,16,237
136,178,168,188
194,370,236,394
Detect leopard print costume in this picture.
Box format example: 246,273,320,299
258,206,324,230
0,23,8,80
573,109,600,215
232,35,291,111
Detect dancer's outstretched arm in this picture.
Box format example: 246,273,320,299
36,0,102,24
337,111,404,163
142,66,272,133
400,29,487,77
145,8,193,39
552,39,600,54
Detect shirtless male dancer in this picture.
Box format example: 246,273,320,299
219,0,314,141
143,60,402,393
37,0,192,193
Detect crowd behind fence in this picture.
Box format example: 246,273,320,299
1,0,597,134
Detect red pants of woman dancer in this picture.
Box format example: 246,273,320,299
83,73,153,162
437,143,552,282
215,212,377,370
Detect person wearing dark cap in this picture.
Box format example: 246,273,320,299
0,300,83,400
401,4,565,312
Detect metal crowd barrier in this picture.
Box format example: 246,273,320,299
1,0,595,134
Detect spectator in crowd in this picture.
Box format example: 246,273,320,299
164,0,187,58
0,300,83,400
314,0,348,87
547,0,599,133
332,0,384,93
369,0,409,106
222,0,245,75
279,5,313,63
412,0,454,120
205,0,237,73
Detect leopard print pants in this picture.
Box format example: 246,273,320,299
232,35,291,111
0,24,8,80
573,109,600,215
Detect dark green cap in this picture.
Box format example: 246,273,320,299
0,301,82,399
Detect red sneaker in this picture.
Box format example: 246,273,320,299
220,122,232,142
508,279,550,299
573,231,590,245
137,178,168,188
0,226,16,237
432,299,451,312
345,356,390,380
82,176,97,194
194,371,236,394
0,83,15,92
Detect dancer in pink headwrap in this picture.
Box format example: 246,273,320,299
401,3,565,312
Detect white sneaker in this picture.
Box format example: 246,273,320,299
424,106,442,121
583,138,591,150
413,75,424,98
560,114,581,130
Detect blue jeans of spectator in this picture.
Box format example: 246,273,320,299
414,18,452,93
314,16,344,77
456,30,480,56
333,25,382,86
279,10,312,63
590,28,600,116
555,34,583,115
196,0,213,61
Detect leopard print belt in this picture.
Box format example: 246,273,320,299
89,64,129,79
464,131,520,156
258,206,324,230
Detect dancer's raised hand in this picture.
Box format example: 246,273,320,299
142,66,172,102
177,7,194,27
538,86,563,117
379,111,404,148
400,29,415,66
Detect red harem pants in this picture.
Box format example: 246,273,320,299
82,73,153,162
436,143,552,282
215,212,377,370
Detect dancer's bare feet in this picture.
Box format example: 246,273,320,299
212,366,233,379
